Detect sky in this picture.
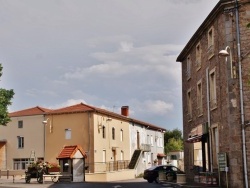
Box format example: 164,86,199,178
0,0,219,131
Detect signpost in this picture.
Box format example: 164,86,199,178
218,153,228,188
218,153,227,171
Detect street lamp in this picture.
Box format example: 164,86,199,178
42,118,52,133
218,46,236,78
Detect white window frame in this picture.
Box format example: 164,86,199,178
65,129,71,140
17,136,24,149
18,121,23,128
197,80,203,116
209,68,217,109
102,150,106,163
151,135,154,146
207,26,215,59
196,42,201,70
187,88,192,120
186,55,191,80
120,129,123,141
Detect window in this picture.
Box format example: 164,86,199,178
186,55,191,79
102,150,106,163
151,135,154,146
120,129,123,141
187,89,192,120
102,126,106,139
13,158,30,170
121,151,124,161
196,43,201,70
112,127,115,140
197,80,203,116
209,68,217,109
208,26,214,59
17,136,24,148
18,121,23,128
171,155,177,160
65,129,71,139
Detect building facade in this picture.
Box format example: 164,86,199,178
177,0,250,187
0,107,49,170
1,103,166,181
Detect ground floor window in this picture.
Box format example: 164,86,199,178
13,158,31,170
13,158,44,170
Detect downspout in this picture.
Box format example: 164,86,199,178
88,112,91,173
235,0,248,187
43,115,46,161
206,68,213,172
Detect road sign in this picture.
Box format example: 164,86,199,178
218,153,227,172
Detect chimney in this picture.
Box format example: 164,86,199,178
121,106,129,117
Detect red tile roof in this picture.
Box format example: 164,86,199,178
47,103,166,131
47,103,95,114
57,145,87,159
9,103,166,131
9,106,51,117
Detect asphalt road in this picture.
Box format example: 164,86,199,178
0,177,180,188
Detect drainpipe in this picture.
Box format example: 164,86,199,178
235,0,248,187
88,112,91,173
206,68,213,172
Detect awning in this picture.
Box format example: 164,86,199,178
157,153,166,158
0,139,7,143
186,135,202,143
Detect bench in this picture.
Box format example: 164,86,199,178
43,173,62,183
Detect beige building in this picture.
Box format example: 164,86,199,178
0,106,49,169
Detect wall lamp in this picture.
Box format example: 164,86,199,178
106,117,112,121
42,118,52,133
219,46,236,78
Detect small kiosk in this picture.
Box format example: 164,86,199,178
57,145,87,182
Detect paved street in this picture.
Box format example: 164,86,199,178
0,176,181,188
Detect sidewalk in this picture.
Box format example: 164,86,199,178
0,176,54,188
160,181,221,188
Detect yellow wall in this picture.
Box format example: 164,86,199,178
45,112,93,163
93,114,131,164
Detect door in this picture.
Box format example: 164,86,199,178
73,158,84,182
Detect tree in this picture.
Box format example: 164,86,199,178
164,138,183,154
0,64,14,125
164,128,183,154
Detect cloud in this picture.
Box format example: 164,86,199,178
49,99,86,109
26,88,58,98
63,43,182,84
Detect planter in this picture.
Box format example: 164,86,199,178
48,167,60,173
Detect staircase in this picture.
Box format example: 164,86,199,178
128,149,142,169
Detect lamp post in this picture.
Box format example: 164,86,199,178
42,118,51,161
218,46,236,78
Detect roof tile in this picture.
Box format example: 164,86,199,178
57,145,87,159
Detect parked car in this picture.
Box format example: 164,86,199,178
143,165,185,183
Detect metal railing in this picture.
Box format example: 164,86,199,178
85,160,130,173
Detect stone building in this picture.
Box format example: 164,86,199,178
176,0,250,187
